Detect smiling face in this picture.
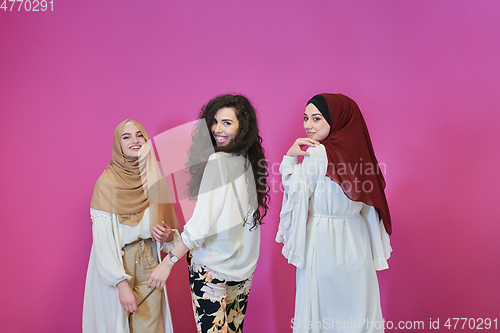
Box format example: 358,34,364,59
120,123,146,158
211,107,240,146
304,103,331,141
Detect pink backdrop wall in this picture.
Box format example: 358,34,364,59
1,0,499,332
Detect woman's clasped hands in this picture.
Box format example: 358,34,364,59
151,221,174,243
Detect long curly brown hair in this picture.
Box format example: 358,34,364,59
186,94,270,229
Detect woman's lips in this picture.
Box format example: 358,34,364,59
215,135,228,144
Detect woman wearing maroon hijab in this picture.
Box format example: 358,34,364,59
276,94,392,332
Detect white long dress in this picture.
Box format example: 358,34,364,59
83,207,179,333
276,145,392,333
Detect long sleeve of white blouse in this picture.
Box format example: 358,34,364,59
181,152,229,249
360,204,392,270
90,209,131,286
276,145,325,269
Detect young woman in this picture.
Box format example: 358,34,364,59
83,119,179,333
276,94,392,333
147,94,270,333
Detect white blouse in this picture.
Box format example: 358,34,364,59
89,207,179,285
276,144,391,271
181,152,260,282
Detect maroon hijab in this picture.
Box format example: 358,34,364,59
310,93,392,234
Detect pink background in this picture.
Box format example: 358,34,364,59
1,0,499,332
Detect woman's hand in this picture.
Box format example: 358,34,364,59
286,138,320,157
147,240,189,290
147,260,173,291
117,280,138,313
151,221,174,243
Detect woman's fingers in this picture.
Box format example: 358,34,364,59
117,281,138,312
155,224,166,232
147,277,161,290
287,138,319,157
154,223,175,242
126,301,138,313
152,228,172,243
302,138,319,145
163,225,172,234
147,274,159,289
151,228,160,241
164,230,174,242
151,280,164,291
152,223,172,242
147,262,171,290
297,137,319,146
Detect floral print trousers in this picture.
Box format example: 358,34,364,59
187,253,253,333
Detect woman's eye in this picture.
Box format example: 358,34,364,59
223,121,231,126
123,136,129,140
213,120,217,124
304,117,308,121
313,118,321,122
138,134,143,137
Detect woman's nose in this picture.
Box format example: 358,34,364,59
214,123,222,133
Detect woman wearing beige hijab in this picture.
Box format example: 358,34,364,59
83,119,179,333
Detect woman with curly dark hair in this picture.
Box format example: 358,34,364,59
148,94,270,333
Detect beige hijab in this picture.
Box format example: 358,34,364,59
90,119,179,232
